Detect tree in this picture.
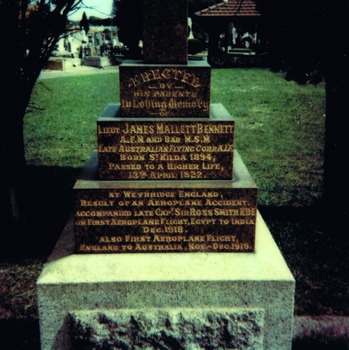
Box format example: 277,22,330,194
80,11,89,33
255,0,349,231
0,0,83,232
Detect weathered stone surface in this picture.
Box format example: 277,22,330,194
119,60,211,118
70,308,265,349
36,212,295,350
143,0,188,64
97,104,234,180
74,150,257,254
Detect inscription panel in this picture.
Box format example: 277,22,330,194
119,61,211,118
74,187,257,254
97,114,234,181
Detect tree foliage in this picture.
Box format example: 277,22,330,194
255,0,349,225
255,0,349,83
87,15,113,26
80,11,89,33
0,0,83,227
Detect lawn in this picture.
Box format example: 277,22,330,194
26,68,326,207
4,68,347,325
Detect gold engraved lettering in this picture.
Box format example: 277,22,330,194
125,235,152,243
134,209,153,216
98,145,118,153
145,136,162,143
164,135,181,143
134,243,183,251
153,235,185,242
99,236,123,243
141,71,152,83
190,218,216,225
239,207,256,216
128,69,202,89
137,218,161,225
184,135,210,143
161,69,171,79
120,154,146,161
150,69,161,80
214,208,239,216
120,135,145,143
196,144,234,152
76,210,131,217
87,218,111,225
128,75,141,88
79,200,115,207
160,154,187,161
179,191,219,198
181,72,193,85
123,123,155,134
143,226,162,233
231,218,255,225
146,199,202,207
109,163,142,170
202,162,221,170
97,126,120,134
80,244,120,252
188,243,206,250
149,172,178,179
206,235,237,242
205,199,248,206
173,69,183,81
133,90,151,97
173,208,214,217
167,163,199,170
211,242,250,250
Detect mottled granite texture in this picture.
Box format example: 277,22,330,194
119,60,211,118
97,104,234,181
70,308,265,349
74,150,257,254
143,0,188,64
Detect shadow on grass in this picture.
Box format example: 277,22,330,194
1,168,348,319
0,165,81,262
293,335,349,350
260,205,349,316
0,318,347,350
0,319,41,350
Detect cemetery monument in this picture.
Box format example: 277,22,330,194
37,1,295,348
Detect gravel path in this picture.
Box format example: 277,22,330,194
38,65,119,79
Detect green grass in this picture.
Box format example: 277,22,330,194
14,70,347,322
26,68,326,207
211,69,325,206
25,73,119,167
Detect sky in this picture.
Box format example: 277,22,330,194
69,0,114,21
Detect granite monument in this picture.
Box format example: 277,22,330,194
37,1,295,349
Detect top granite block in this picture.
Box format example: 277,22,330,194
119,60,211,118
143,0,188,64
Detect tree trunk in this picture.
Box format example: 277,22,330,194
1,80,32,227
323,72,349,234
